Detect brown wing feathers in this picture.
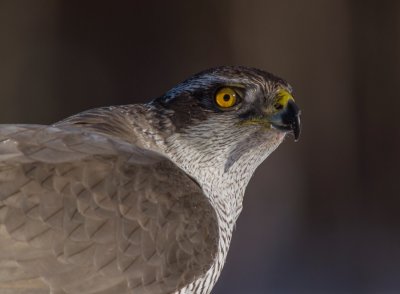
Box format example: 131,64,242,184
0,125,218,294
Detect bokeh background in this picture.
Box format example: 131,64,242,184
1,1,399,293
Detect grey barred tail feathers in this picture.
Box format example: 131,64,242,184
0,66,300,294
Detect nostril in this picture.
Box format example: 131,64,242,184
274,103,283,110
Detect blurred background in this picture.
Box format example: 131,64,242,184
0,1,399,293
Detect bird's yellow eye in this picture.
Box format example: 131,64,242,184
215,87,237,108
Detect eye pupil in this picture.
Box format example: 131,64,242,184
223,94,231,101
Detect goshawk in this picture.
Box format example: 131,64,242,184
0,66,300,294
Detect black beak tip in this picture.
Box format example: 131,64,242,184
292,115,301,142
284,100,301,142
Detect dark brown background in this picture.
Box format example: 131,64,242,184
1,1,399,293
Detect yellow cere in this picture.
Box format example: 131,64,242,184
275,89,294,110
215,87,237,108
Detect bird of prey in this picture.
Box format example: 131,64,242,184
0,66,300,294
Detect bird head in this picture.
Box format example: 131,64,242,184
154,66,301,183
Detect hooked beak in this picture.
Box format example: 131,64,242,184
269,95,301,141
